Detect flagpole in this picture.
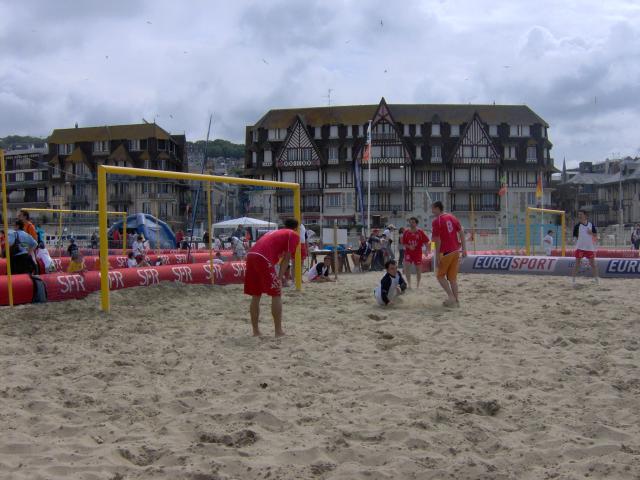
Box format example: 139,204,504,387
366,120,372,236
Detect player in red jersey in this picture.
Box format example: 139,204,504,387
431,201,467,307
244,218,300,337
401,217,430,288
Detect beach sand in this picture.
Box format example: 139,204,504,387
1,272,639,479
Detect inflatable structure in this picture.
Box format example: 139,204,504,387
110,213,176,249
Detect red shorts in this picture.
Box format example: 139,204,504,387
575,249,595,260
404,253,422,265
244,253,281,297
301,243,308,260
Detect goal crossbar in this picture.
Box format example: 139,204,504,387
525,207,566,256
97,165,302,312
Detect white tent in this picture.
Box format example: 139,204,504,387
212,217,277,228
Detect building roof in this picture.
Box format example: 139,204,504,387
4,146,48,156
48,123,172,144
566,158,640,185
252,102,548,129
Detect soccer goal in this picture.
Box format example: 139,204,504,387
525,207,566,256
97,165,302,312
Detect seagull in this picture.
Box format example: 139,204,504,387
169,114,174,119
384,69,388,73
183,51,188,54
345,40,351,44
380,20,384,28
105,55,109,60
503,65,511,68
146,20,152,24
262,58,269,65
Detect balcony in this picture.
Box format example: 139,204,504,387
591,204,610,213
7,199,49,208
303,205,321,212
452,181,501,191
247,206,264,214
365,204,403,213
371,181,405,190
108,193,132,204
452,203,500,212
302,183,321,190
452,158,498,166
371,132,398,141
69,195,89,205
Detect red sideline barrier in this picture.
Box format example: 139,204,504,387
0,274,36,306
47,248,234,257
552,248,640,258
0,251,236,275
2,262,246,305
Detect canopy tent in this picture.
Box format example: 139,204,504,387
212,217,277,228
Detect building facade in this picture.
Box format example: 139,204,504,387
4,144,50,221
553,157,640,227
47,123,188,228
243,98,554,230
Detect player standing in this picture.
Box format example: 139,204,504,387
401,217,430,288
431,201,467,307
244,218,300,337
572,209,599,285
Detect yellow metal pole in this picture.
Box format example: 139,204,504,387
122,212,127,255
525,207,531,255
207,181,214,285
98,166,110,312
293,186,302,291
0,149,14,307
470,196,476,253
57,209,63,258
561,212,566,257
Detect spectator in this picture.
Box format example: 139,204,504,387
67,251,87,273
351,236,372,272
36,224,46,244
368,229,385,271
213,251,224,264
245,228,253,242
91,231,98,249
213,236,222,251
203,230,210,246
0,229,5,258
126,252,138,268
232,224,244,240
8,220,38,274
543,230,554,256
67,238,79,256
36,242,56,273
18,210,38,241
132,234,148,264
113,228,121,245
175,229,185,248
631,223,640,250
232,236,246,259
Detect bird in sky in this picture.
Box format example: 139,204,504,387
380,20,384,27
262,59,269,65
146,20,152,24
345,40,351,44
384,68,388,73
105,55,109,60
503,65,511,68
169,114,174,119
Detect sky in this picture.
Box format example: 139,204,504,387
1,0,640,167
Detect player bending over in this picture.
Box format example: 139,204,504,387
244,218,300,337
374,260,407,306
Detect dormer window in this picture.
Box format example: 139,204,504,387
415,124,422,137
509,125,530,137
431,123,440,137
450,125,460,136
93,140,109,153
329,125,339,138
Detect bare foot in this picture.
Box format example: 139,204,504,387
252,330,262,337
442,299,457,308
275,330,286,338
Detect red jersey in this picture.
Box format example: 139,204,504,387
402,229,430,262
432,213,462,254
249,229,299,264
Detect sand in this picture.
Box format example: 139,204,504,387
1,272,640,480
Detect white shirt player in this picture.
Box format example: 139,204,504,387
574,222,597,252
543,234,554,256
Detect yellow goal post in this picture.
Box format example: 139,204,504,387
525,207,566,256
21,207,128,255
97,165,302,312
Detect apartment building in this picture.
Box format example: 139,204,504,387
243,98,554,229
4,144,50,221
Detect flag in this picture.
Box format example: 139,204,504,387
498,174,507,196
361,120,372,163
535,172,543,199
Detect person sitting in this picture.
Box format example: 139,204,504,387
351,236,372,272
374,260,407,306
67,238,79,257
126,251,138,268
67,251,87,274
232,236,246,259
8,220,38,274
132,234,148,264
369,230,385,271
36,242,56,273
213,251,224,264
306,255,334,282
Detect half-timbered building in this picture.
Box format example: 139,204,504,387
244,98,553,230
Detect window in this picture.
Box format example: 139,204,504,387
450,125,460,136
287,148,313,163
430,171,442,185
157,139,167,150
268,129,278,140
509,125,530,137
357,125,363,137
15,172,24,182
527,192,536,205
527,146,537,163
315,127,322,139
159,159,167,171
329,125,339,138
129,139,141,151
58,143,74,155
140,139,148,150
141,202,150,214
463,146,473,158
142,183,150,194
346,146,352,162
403,124,410,136
346,125,352,138
415,124,422,136
415,144,422,159
477,146,487,158
415,171,425,186
431,123,440,136
252,151,257,166
328,147,339,164
504,145,517,160
431,145,442,163
489,125,498,136
541,126,546,138
263,150,273,166
252,129,258,142
372,145,402,158
327,193,342,207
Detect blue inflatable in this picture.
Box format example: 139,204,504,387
109,213,177,249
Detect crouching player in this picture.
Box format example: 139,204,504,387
374,260,407,306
